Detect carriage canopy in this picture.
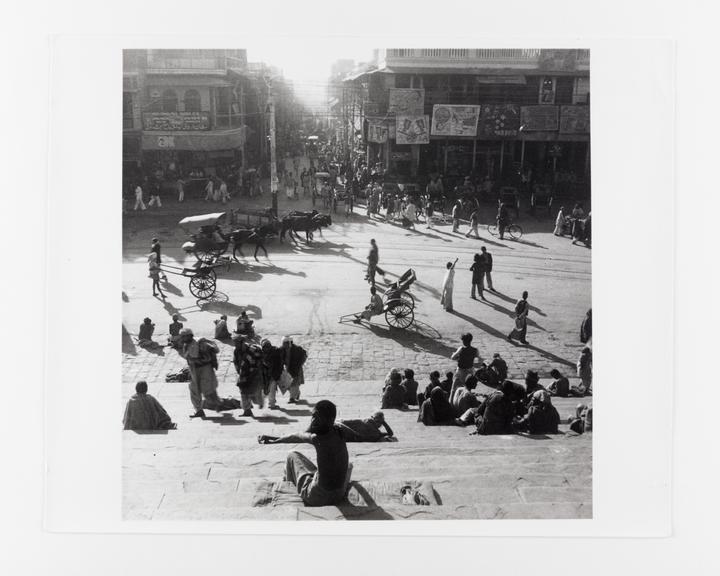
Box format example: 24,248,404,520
178,212,227,230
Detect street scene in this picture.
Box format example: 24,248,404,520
122,48,592,520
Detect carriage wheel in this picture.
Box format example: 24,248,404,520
399,292,415,307
189,272,217,299
385,301,414,329
507,224,523,240
194,248,220,264
486,224,498,237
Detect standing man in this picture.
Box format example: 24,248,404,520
133,182,146,211
449,332,481,399
176,177,185,203
465,208,479,238
218,178,230,204
282,336,307,404
261,339,284,409
233,335,264,417
497,201,510,240
478,246,494,292
508,291,530,345
178,328,222,418
365,238,386,286
150,238,167,280
452,200,462,233
257,400,350,507
441,259,458,312
469,253,485,300
425,197,434,228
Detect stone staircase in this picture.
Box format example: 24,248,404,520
123,379,592,521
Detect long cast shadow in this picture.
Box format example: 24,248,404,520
367,323,456,358
524,343,576,369
449,309,512,342
489,291,546,317
122,324,137,355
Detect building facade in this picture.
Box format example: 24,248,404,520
343,48,590,196
123,49,266,193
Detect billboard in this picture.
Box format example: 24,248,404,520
388,89,424,115
430,104,480,137
395,115,430,145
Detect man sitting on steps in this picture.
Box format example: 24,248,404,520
258,400,350,507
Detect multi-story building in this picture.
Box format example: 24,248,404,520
343,48,590,195
123,49,264,191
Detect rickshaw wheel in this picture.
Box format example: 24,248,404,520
385,301,414,329
189,272,216,299
194,248,220,264
486,224,499,237
507,224,523,240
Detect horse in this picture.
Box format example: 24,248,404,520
228,221,279,261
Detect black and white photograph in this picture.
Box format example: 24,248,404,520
121,47,592,521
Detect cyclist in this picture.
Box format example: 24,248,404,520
497,201,510,240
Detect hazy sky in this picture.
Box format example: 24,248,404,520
247,42,375,109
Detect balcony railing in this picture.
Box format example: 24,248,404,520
382,48,589,69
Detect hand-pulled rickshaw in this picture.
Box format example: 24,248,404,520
340,268,417,329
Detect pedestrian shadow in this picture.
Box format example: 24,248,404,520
524,343,576,369
203,413,247,426
512,238,548,250
139,342,165,357
122,324,137,355
162,299,187,320
477,236,513,249
198,293,262,319
160,279,184,296
130,429,171,435
254,415,298,425
366,323,456,358
221,267,264,282
449,309,512,341
278,407,313,417
405,228,453,242
251,264,307,278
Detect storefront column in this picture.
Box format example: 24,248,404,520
499,141,504,174
520,139,525,170
584,141,590,179
472,139,477,171
443,138,449,173
384,141,390,171
411,145,420,177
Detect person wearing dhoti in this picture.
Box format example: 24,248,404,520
178,328,222,418
507,291,530,345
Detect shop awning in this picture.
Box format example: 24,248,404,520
141,128,246,151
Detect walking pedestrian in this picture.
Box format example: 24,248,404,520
425,198,434,228
508,291,530,345
365,238,386,286
176,177,185,202
469,253,484,300
150,238,168,280
576,347,593,395
553,206,567,236
441,259,458,312
261,338,284,409
133,183,147,211
452,200,462,232
478,246,494,292
148,252,165,299
465,208,479,238
282,336,307,404
204,177,214,202
178,328,222,418
147,179,162,208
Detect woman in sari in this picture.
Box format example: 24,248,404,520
553,206,568,236
418,386,457,426
440,260,457,312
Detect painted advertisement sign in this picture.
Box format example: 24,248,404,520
395,115,430,145
430,105,480,137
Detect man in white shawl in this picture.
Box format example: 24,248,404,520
123,381,176,430
553,206,568,236
440,259,458,312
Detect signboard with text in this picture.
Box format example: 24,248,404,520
143,112,211,131
367,121,389,143
430,104,480,137
520,106,559,131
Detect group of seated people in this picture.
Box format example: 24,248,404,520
379,361,593,436
213,310,255,340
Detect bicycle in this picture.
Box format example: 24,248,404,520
487,221,523,240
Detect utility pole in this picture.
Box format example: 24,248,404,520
267,78,279,217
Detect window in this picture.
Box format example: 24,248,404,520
161,89,178,113
572,77,590,104
184,89,201,112
539,77,556,104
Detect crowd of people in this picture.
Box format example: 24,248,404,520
553,203,591,247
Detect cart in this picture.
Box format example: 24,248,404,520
179,212,230,263
159,262,222,300
339,268,417,329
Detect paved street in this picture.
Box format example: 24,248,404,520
122,192,592,520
